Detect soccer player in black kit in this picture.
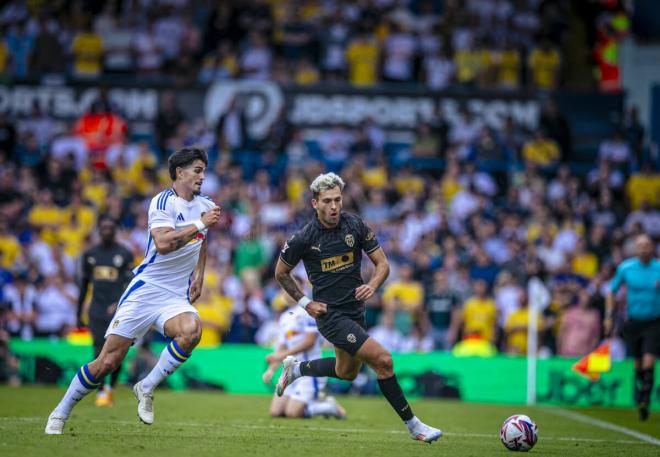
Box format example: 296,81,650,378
275,172,442,443
77,216,134,407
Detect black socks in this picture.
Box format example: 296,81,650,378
378,375,414,421
299,358,339,378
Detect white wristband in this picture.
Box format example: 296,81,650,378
297,296,312,309
192,220,206,232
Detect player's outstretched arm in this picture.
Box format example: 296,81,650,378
151,207,221,255
355,247,390,302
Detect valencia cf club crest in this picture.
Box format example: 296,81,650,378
347,333,357,343
345,234,355,247
113,255,124,267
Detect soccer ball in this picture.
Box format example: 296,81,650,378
500,414,538,452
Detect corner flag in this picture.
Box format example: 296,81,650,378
571,342,611,382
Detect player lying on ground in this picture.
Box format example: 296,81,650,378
274,172,442,443
46,147,221,434
262,288,346,419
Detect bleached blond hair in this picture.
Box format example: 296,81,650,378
310,172,345,199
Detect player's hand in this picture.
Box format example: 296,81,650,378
355,284,375,301
603,317,613,337
305,300,327,318
266,351,285,364
189,278,203,303
201,206,222,228
106,303,117,316
262,368,275,384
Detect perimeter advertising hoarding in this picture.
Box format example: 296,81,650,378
0,82,622,147
10,339,658,410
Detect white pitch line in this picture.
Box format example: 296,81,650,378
547,408,660,446
0,416,653,445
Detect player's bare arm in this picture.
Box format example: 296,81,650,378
275,258,327,318
603,291,615,337
151,206,221,255
355,247,390,302
188,236,208,303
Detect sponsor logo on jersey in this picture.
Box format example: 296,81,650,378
320,252,354,272
345,234,355,247
93,266,119,281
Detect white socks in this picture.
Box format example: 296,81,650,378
306,400,340,417
292,362,302,379
53,364,101,418
140,339,190,394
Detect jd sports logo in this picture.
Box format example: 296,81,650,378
177,213,185,221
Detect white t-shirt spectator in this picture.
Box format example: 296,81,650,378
424,55,454,90
134,30,162,72
51,134,88,170
3,283,37,340
383,32,416,81
240,46,272,80
34,282,77,334
598,139,632,164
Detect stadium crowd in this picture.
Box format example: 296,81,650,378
0,0,658,387
0,0,630,90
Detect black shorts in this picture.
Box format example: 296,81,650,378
316,308,370,356
89,316,111,355
624,317,660,358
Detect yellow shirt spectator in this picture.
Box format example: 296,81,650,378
196,293,233,348
0,233,20,268
294,63,320,85
462,296,497,342
572,251,599,279
346,38,379,86
455,48,487,84
394,174,425,196
497,48,520,88
528,46,560,89
626,172,660,210
504,307,542,354
522,136,560,166
58,224,88,258
361,166,388,189
0,40,8,74
72,31,104,77
382,280,424,312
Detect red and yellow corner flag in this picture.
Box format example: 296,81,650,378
572,342,611,382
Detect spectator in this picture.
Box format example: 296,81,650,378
522,129,560,167
460,279,497,343
369,310,404,353
503,292,542,355
425,270,461,350
345,31,379,86
71,20,104,79
598,129,632,168
33,275,77,337
528,39,560,90
556,290,601,357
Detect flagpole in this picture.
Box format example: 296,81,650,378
526,277,545,406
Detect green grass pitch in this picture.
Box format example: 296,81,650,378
1,386,658,456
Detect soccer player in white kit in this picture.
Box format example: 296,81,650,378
46,147,222,434
262,300,346,419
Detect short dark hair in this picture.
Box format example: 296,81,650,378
97,215,118,227
168,147,208,180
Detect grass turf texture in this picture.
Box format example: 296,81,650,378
1,386,658,457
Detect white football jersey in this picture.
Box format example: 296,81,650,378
133,188,216,298
278,306,322,360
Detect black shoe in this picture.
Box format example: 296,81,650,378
638,404,649,421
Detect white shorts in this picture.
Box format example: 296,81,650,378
105,279,198,340
283,376,327,404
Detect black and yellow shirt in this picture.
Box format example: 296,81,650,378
280,212,380,311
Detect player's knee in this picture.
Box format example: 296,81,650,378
374,352,393,375
177,319,202,351
336,366,359,381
